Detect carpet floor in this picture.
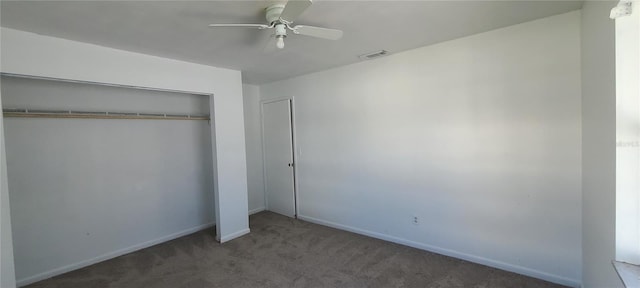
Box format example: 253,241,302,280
26,211,567,288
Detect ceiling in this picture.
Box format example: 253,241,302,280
1,1,583,85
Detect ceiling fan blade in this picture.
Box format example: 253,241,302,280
208,24,270,29
279,0,312,23
292,25,343,40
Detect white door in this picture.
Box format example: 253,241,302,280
262,99,296,218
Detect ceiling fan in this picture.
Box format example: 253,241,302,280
208,0,343,50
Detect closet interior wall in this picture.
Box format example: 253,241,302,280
1,75,216,284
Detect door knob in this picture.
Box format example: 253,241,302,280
288,163,293,167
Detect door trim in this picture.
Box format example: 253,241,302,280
260,97,299,218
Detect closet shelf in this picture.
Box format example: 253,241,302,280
2,108,210,120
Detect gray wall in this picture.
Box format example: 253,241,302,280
580,2,623,287
1,76,215,285
260,12,582,286
243,84,265,214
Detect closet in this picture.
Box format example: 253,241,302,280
1,75,216,282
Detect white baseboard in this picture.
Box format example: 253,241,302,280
17,222,215,287
219,228,250,243
297,215,580,288
249,207,266,215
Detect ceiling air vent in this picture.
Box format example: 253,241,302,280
358,50,389,60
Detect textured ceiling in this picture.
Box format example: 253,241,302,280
0,1,583,85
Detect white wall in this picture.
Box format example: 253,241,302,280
0,85,17,288
0,27,249,244
243,84,266,214
0,27,249,283
580,1,623,287
1,76,215,285
615,1,640,266
260,11,582,286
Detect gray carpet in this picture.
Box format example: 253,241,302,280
26,211,567,288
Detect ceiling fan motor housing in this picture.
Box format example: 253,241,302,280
265,4,285,24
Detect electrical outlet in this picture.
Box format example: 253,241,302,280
412,215,419,225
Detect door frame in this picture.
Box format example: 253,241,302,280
260,96,299,218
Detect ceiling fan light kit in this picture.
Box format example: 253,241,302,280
275,23,287,49
208,0,343,50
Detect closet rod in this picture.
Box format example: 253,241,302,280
2,109,210,121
